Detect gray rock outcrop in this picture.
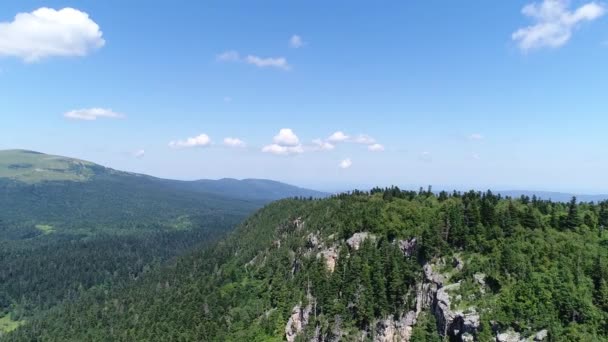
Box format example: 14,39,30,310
374,311,417,342
418,260,480,340
398,238,417,257
534,329,548,341
285,303,312,342
317,247,339,273
346,232,376,250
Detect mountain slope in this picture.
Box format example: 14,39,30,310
186,178,329,201
0,149,324,335
8,188,608,341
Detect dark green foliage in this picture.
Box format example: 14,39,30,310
5,188,608,341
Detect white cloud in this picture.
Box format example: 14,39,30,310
224,137,246,148
217,50,240,62
512,0,605,51
468,133,484,140
245,55,290,70
339,158,352,169
133,149,145,159
262,144,304,155
169,134,212,148
289,35,305,48
0,7,105,62
368,143,385,152
312,138,335,151
327,131,349,142
273,128,300,146
352,134,376,145
218,50,290,70
64,108,123,120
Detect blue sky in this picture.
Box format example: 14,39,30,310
1,0,608,192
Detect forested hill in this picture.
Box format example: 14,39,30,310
0,149,327,236
8,188,608,341
0,149,324,336
184,178,328,201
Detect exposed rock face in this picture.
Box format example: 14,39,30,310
418,260,480,340
462,332,475,342
285,303,312,342
496,330,522,342
434,283,480,337
398,238,417,257
534,329,548,341
374,311,416,342
494,328,548,342
317,247,339,272
346,232,376,250
307,233,320,248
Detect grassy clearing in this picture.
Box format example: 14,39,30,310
0,149,95,183
35,224,55,235
0,315,24,334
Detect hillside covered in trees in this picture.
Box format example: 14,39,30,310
0,150,324,337
6,187,608,341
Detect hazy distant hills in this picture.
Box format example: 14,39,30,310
185,178,329,201
497,190,608,203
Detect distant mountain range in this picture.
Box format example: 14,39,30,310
497,190,608,203
0,149,329,237
0,149,329,201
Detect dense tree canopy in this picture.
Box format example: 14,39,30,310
5,188,608,341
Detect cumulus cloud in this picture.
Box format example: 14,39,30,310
327,131,349,142
245,55,290,70
312,138,335,151
0,7,105,62
512,0,605,51
468,133,483,140
169,134,212,148
262,144,304,155
133,149,145,159
352,134,376,145
218,50,290,70
224,137,246,148
289,35,305,48
63,108,123,120
262,128,304,155
273,128,300,146
339,158,352,169
368,143,385,152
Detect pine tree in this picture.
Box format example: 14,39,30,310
566,197,581,230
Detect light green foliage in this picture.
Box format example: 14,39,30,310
34,225,54,235
0,316,23,334
0,150,96,183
